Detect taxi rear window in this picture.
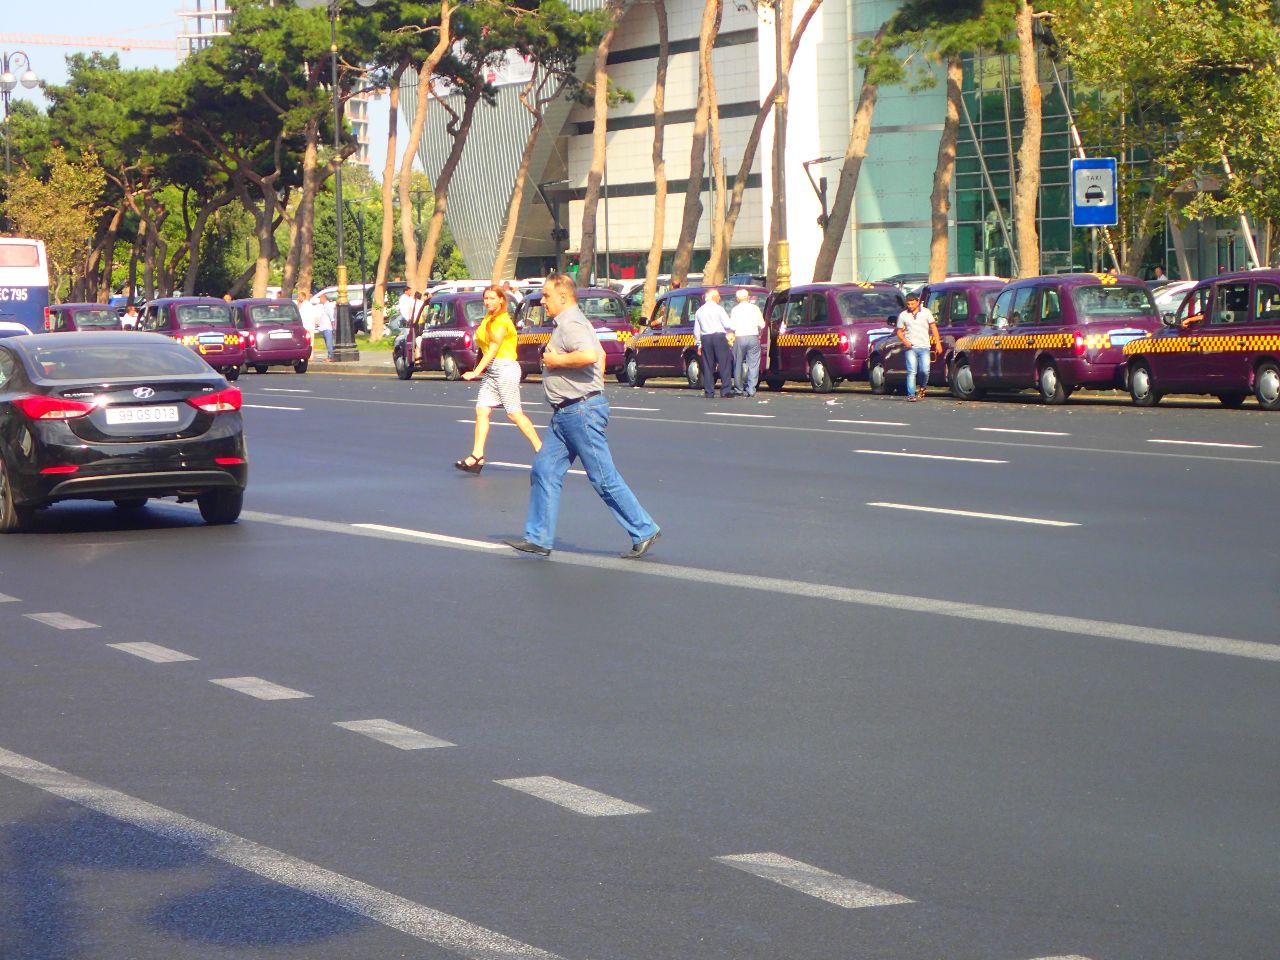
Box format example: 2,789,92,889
580,296,626,319
248,304,302,326
74,309,121,329
177,304,234,328
1070,284,1156,319
837,290,902,320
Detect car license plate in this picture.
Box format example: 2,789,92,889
269,329,293,340
1108,329,1145,346
105,405,180,425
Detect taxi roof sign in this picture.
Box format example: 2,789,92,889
1071,157,1118,227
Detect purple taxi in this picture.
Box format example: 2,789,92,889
868,278,1006,394
949,273,1161,403
394,290,518,380
44,303,124,333
230,298,312,374
1124,269,1280,409
138,297,248,381
515,287,633,381
763,282,905,392
623,285,769,388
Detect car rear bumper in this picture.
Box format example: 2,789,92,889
1059,356,1127,389
248,345,311,363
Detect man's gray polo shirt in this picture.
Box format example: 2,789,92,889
543,304,603,407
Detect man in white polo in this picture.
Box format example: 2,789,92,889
895,291,942,401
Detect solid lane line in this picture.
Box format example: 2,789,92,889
714,853,913,909
829,418,909,427
25,612,98,630
489,461,587,477
1029,956,1095,960
495,776,649,817
206,508,1280,664
856,450,1007,464
107,642,198,663
975,427,1070,436
868,502,1079,527
0,746,570,960
261,387,312,393
1148,438,1261,449
353,523,507,550
609,406,660,411
705,411,775,419
209,677,313,701
0,592,17,603
243,403,304,411
334,719,456,750
455,419,528,428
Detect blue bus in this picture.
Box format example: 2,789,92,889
0,237,50,334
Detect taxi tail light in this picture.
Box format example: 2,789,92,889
246,332,257,345
838,331,850,352
14,395,95,420
42,307,52,331
463,332,473,349
186,387,243,413
1073,332,1087,357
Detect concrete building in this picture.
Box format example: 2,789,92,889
177,0,231,60
407,0,1214,285
348,89,376,171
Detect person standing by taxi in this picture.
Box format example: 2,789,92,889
121,303,140,330
694,288,735,398
895,291,942,401
296,289,317,349
456,286,541,473
728,288,765,397
314,292,336,362
505,274,660,560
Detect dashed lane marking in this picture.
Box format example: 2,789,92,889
1147,438,1261,449
107,642,198,663
495,776,650,817
261,387,312,393
868,502,1080,527
0,746,571,960
455,419,532,428
334,719,455,750
243,403,304,411
609,406,660,411
175,507,1280,664
0,592,17,603
714,853,913,909
856,450,1007,464
209,677,313,701
975,427,1070,437
24,612,99,630
1029,956,1096,959
489,461,587,477
705,411,775,419
829,418,909,427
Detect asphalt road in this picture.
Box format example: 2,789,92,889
1,372,1277,960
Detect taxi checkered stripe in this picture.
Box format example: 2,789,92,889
517,333,551,346
954,332,1075,352
635,334,696,348
776,333,840,347
1124,333,1280,355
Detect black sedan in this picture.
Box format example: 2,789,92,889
0,332,247,531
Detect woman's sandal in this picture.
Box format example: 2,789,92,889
454,455,485,474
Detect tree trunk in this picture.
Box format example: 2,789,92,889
767,0,794,288
1013,0,1042,278
717,0,822,288
398,4,455,289
95,207,124,301
928,55,963,283
812,23,889,282
641,0,669,319
283,122,321,297
372,64,406,341
415,89,480,283
1124,191,1163,275
671,0,723,284
578,12,620,285
251,188,279,297
704,34,728,284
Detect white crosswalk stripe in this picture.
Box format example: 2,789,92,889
714,852,913,908
495,776,649,816
0,592,18,603
334,719,455,750
25,612,99,630
107,642,198,663
209,677,312,700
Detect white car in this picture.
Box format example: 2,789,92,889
1152,280,1196,319
310,284,373,308
0,321,30,339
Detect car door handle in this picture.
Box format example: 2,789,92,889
1188,340,1200,347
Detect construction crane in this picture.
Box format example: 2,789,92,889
0,33,180,53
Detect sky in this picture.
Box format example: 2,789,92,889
3,1,396,175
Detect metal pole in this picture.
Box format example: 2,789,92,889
959,94,1019,277
771,7,790,291
330,2,358,360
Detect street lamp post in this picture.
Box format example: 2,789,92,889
1,51,40,179
298,0,377,362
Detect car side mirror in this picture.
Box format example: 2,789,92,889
1162,311,1178,327
994,316,1008,329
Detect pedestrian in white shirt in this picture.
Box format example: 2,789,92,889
895,292,942,401
727,289,766,396
692,289,735,398
315,293,336,361
397,287,418,331
296,290,317,340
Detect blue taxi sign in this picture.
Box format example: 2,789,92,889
1071,157,1118,227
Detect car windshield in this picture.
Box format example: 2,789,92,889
836,290,902,320
176,304,234,328
580,296,626,320
1070,284,1157,319
25,343,214,381
74,309,120,329
248,304,301,326
462,300,487,322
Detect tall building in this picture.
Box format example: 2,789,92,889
177,0,231,60
347,89,376,171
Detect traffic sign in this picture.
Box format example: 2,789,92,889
1071,157,1118,227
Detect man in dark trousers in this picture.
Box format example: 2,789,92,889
693,288,735,398
505,274,661,559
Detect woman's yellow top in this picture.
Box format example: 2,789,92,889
476,309,518,362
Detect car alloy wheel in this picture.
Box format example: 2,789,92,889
686,357,701,389
442,352,461,381
0,459,33,533
1128,361,1161,407
394,351,413,380
624,355,644,387
1255,360,1280,410
950,359,984,400
294,358,309,374
809,357,833,393
868,358,887,395
1038,363,1067,404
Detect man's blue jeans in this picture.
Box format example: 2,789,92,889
320,328,335,360
904,346,931,394
524,394,658,550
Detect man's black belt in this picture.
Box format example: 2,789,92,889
552,390,602,411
